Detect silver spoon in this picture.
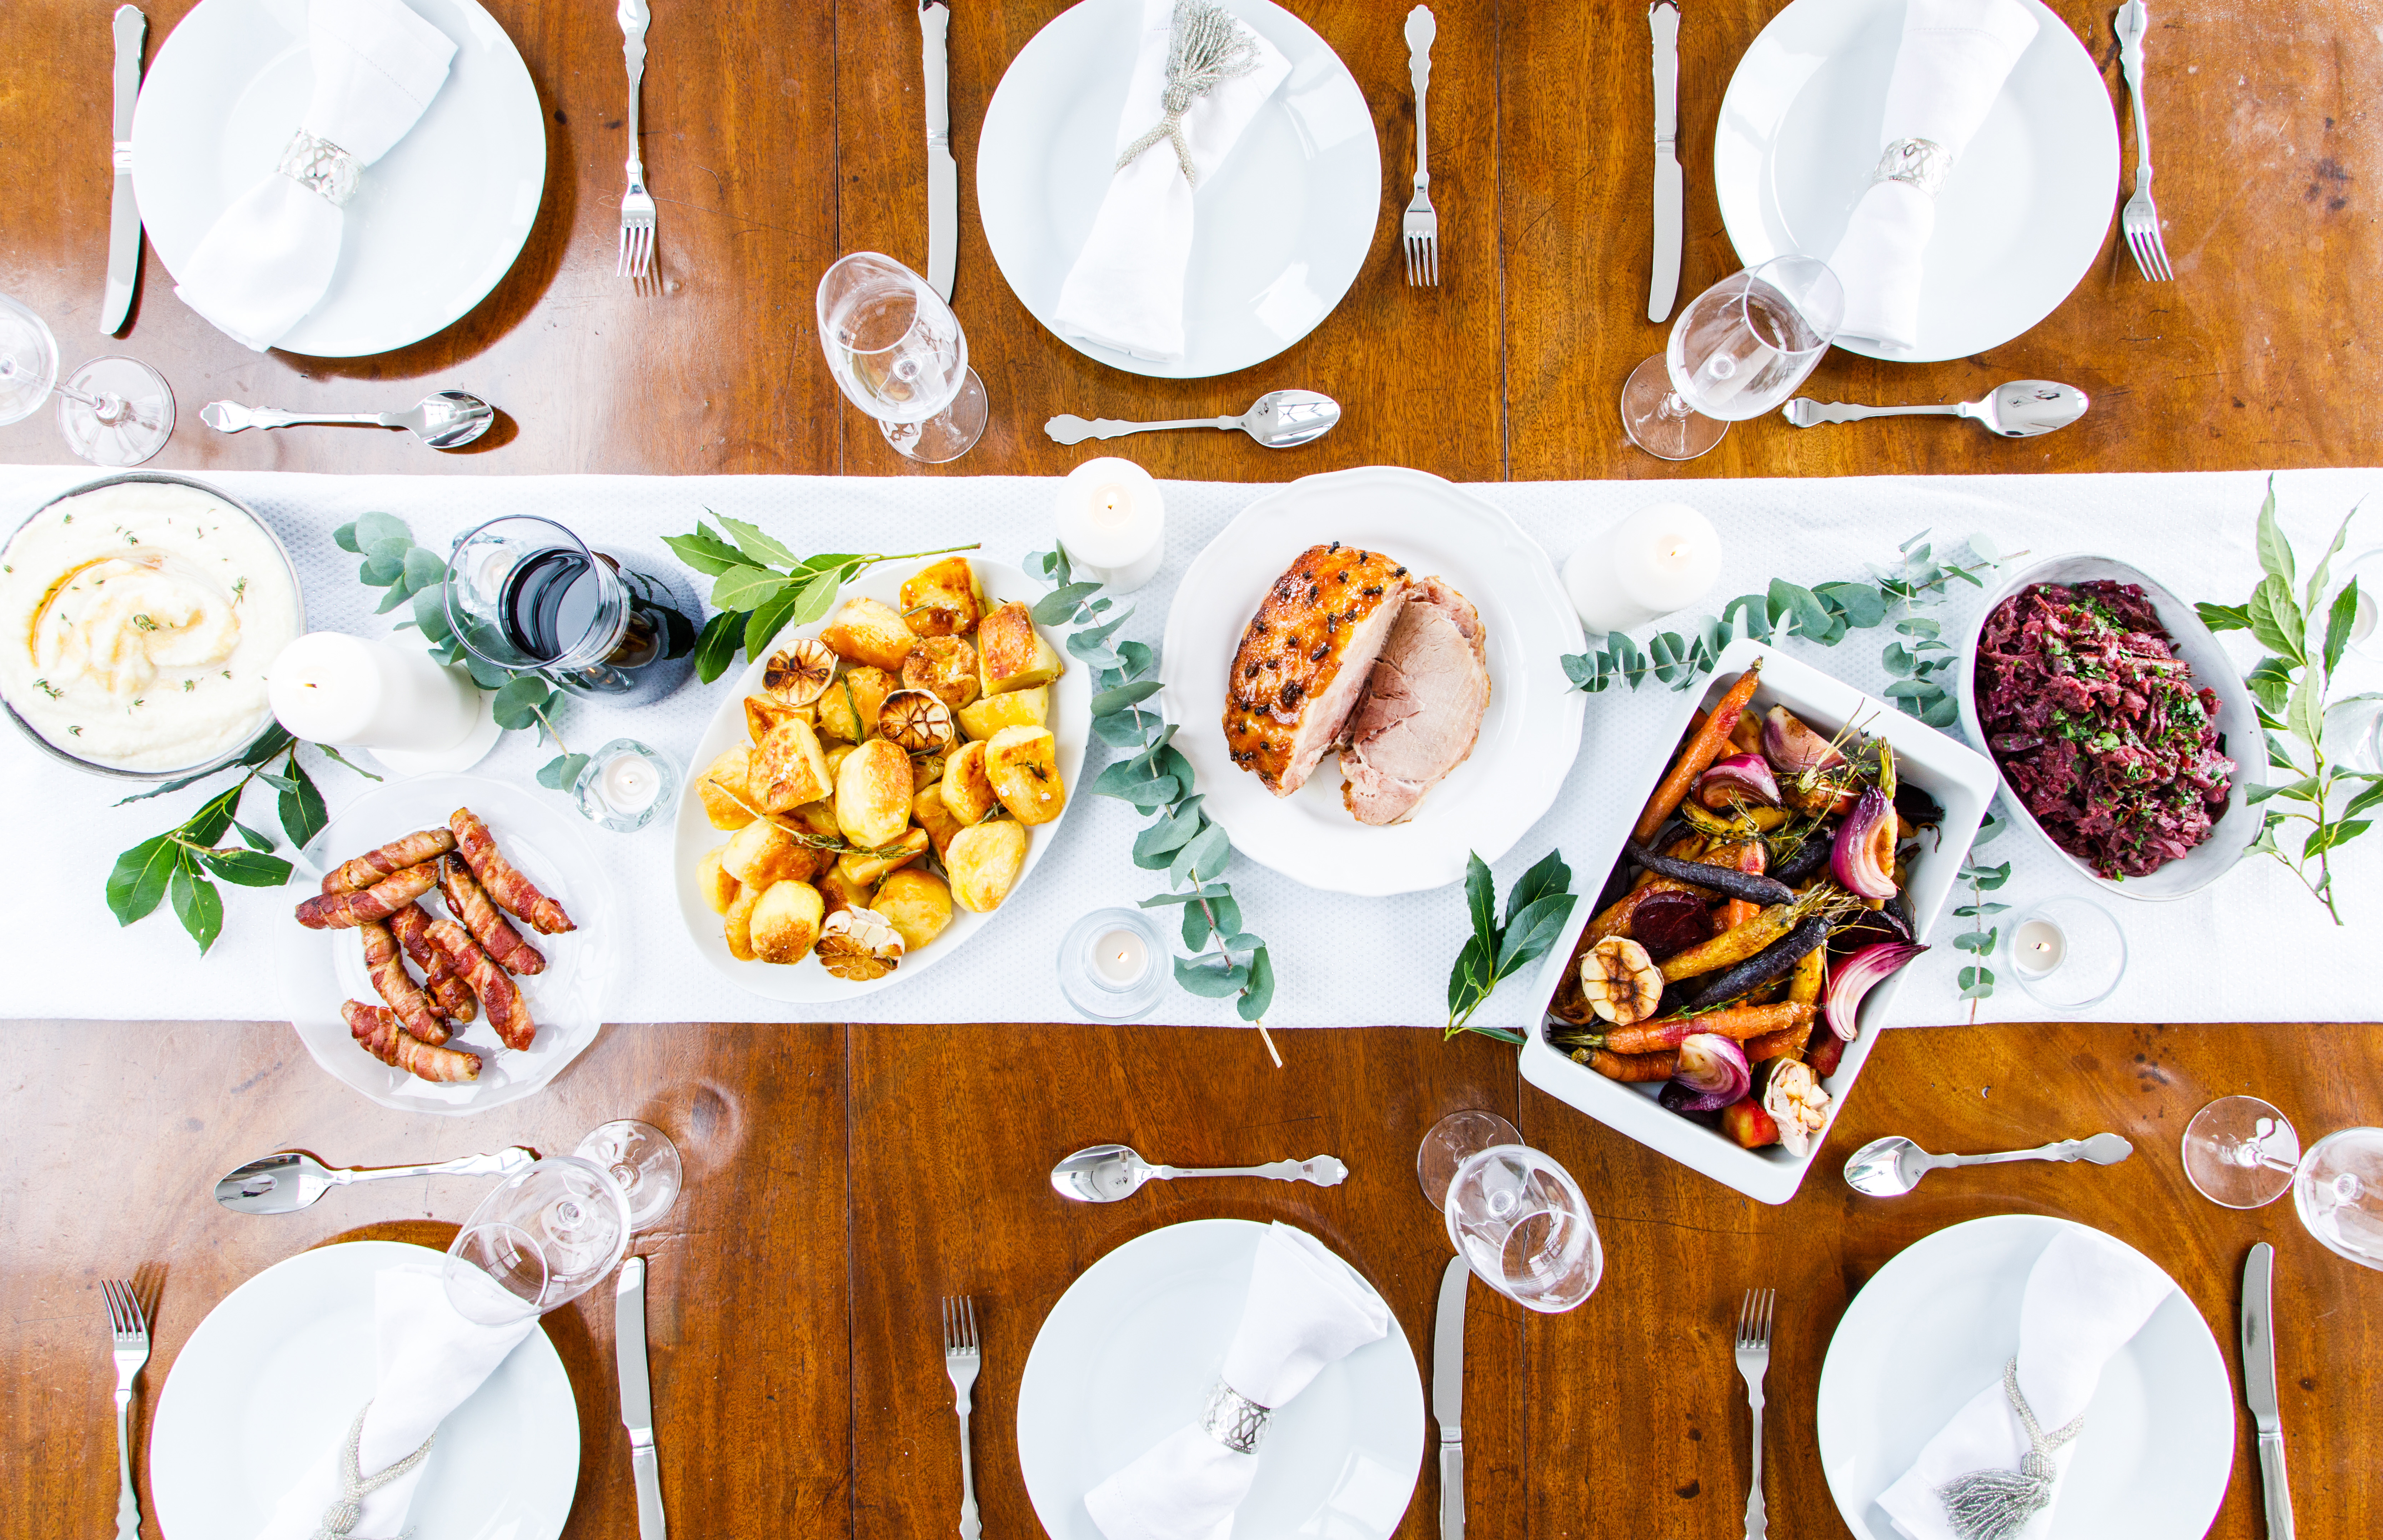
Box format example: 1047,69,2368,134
200,389,497,449
1049,1142,1349,1203
1044,388,1341,448
1782,380,2090,438
1843,1131,2133,1198
213,1146,536,1215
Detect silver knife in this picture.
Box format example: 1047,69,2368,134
920,0,957,302
2242,1242,2293,1540
1647,1,1682,323
101,5,147,336
617,1256,667,1540
1433,1254,1470,1540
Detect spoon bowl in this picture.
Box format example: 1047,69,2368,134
1970,380,2092,438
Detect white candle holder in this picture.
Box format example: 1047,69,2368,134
1054,457,1166,594
1056,906,1168,1021
2008,894,2127,1011
1562,501,1723,635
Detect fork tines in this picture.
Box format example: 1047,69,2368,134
103,1278,148,1339
1736,1286,1775,1350
1403,211,1440,288
617,191,656,280
2123,197,2173,282
941,1294,979,1357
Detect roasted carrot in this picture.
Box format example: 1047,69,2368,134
1633,662,1764,843
1787,944,1827,1007
1658,901,1798,981
1595,1002,1813,1055
1627,835,1708,894
1745,1024,1808,1064
1580,1047,1677,1082
1587,877,1706,943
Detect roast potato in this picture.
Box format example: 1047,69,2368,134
698,848,739,915
723,884,764,962
956,684,1048,741
901,634,982,711
816,665,897,743
721,819,831,887
940,740,999,825
911,749,947,789
835,737,914,848
985,725,1067,825
749,880,826,964
824,743,856,781
838,826,929,888
977,602,1063,695
819,596,917,672
818,864,873,919
913,785,965,861
792,799,841,842
874,868,954,953
744,694,813,744
899,557,985,638
752,716,833,812
947,819,1029,913
698,746,758,830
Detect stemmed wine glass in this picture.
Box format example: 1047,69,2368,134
1418,1111,1603,1313
443,1120,682,1323
0,291,176,466
2183,1095,2383,1271
816,251,987,463
1620,255,1844,462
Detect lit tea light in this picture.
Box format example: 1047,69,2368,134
575,738,679,833
599,752,662,814
1092,927,1151,987
1562,501,1724,635
1054,456,1166,594
2012,917,2066,978
1057,907,1168,1021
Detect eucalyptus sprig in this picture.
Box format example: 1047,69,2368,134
1446,849,1577,1041
663,513,979,684
2196,480,2378,923
1025,547,1280,1057
1952,809,2010,1013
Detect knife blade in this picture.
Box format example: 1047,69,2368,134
617,1256,667,1540
101,4,147,336
1647,1,1682,324
1433,1254,1470,1540
920,0,957,302
2242,1242,2293,1540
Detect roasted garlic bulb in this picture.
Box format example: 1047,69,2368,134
815,905,905,982
1580,935,1662,1025
763,638,838,707
1762,1059,1832,1156
879,688,957,753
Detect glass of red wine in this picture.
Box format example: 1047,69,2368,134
443,515,699,705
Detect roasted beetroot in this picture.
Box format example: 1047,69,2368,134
1628,888,1715,961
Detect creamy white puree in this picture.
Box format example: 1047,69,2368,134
0,482,300,772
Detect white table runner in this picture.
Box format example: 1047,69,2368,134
5,463,2377,1031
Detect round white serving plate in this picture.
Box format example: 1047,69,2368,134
1713,0,2118,362
133,0,547,357
1160,466,1585,896
1016,1218,1424,1540
1815,1214,2233,1540
976,0,1380,379
151,1240,578,1540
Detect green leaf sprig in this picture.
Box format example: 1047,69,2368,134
1025,546,1280,1058
1951,808,2010,1013
662,512,980,684
2196,478,2378,924
1445,849,1578,1041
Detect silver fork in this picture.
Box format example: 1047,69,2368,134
2113,0,2171,280
615,0,656,279
1402,6,1439,286
104,1279,151,1540
1735,1288,1775,1540
941,1296,982,1540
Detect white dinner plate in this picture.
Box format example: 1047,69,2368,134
670,559,1088,1003
276,773,615,1115
976,0,1381,379
151,1240,579,1540
1816,1214,2233,1540
1016,1219,1424,1540
1159,466,1586,896
1712,0,2118,362
132,0,546,357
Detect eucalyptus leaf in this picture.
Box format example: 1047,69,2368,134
1174,956,1251,998
1032,582,1103,626
1236,947,1275,1021
401,545,446,592
1090,679,1163,716
333,521,362,554
491,674,552,730
358,551,405,587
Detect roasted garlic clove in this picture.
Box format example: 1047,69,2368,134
763,638,838,707
1580,935,1663,1025
814,904,906,982
878,688,956,753
1761,1059,1833,1157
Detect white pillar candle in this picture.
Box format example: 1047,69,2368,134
1092,927,1151,987
2012,918,2066,978
1054,456,1166,594
265,632,480,751
1561,502,1723,635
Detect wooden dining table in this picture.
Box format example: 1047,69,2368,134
2,1,2377,1539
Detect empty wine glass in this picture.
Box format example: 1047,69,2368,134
0,291,176,466
576,1118,682,1229
444,1123,684,1323
1621,255,1843,461
1418,1112,1602,1313
2294,1127,2383,1271
2182,1094,2302,1210
816,251,987,463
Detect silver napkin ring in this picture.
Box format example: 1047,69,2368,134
1199,1380,1273,1456
1869,136,1954,198
278,129,361,208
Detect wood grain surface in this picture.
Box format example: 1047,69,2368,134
2,0,2371,482
5,1019,2374,1540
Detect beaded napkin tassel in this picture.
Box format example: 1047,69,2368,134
308,1400,437,1540
1934,1359,2086,1540
1115,0,1260,187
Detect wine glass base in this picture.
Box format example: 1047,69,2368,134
881,367,988,463
1620,355,1727,461
2181,1095,2299,1209
577,1119,683,1230
1418,1109,1522,1210
61,355,174,466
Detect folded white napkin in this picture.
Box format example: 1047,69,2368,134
1823,0,2040,352
1084,1223,1391,1540
255,1262,538,1540
174,0,458,352
1878,1227,2175,1540
1052,0,1291,363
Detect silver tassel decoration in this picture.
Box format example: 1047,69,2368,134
1934,1359,2086,1540
1115,0,1260,187
309,1399,437,1540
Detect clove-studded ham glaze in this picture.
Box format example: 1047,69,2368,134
1223,544,1413,797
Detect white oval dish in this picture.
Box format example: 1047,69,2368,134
1957,554,2261,901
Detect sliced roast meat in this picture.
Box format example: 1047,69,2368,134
1338,576,1490,826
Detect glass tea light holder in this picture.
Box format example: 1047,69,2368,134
2008,894,2127,1011
1562,501,1723,634
1054,456,1166,594
1057,906,1168,1021
573,739,679,832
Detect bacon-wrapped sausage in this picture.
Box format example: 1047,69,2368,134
357,918,450,1045
294,861,438,930
428,917,535,1050
343,1001,481,1083
449,808,575,935
389,903,476,1023
438,856,546,975
321,828,457,895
